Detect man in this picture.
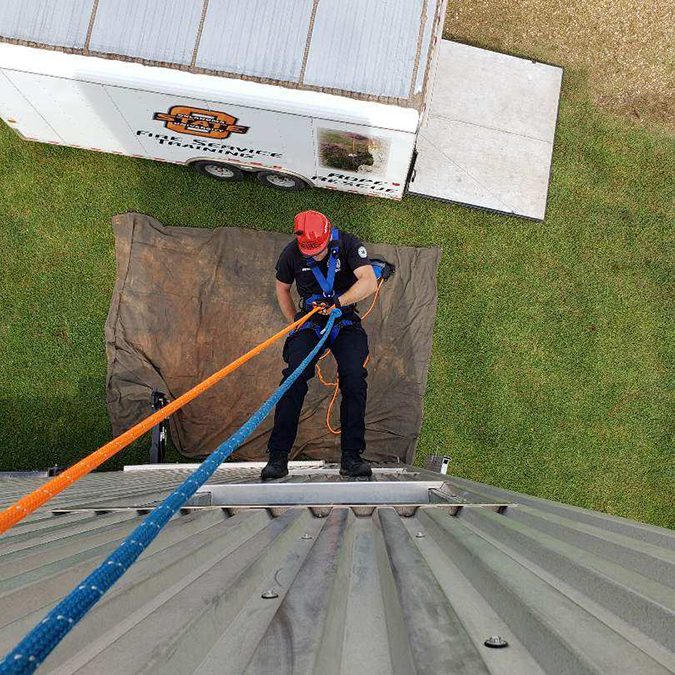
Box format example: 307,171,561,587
262,210,378,480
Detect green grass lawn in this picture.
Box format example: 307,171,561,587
0,75,673,528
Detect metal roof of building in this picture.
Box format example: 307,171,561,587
0,462,673,674
0,0,445,109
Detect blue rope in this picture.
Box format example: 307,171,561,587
0,309,340,675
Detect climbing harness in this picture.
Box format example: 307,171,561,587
297,227,394,351
0,305,323,536
306,226,341,300
299,228,346,342
0,311,342,675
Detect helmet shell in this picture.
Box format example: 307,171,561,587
294,211,331,255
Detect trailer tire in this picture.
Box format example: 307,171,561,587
257,171,308,191
192,161,245,182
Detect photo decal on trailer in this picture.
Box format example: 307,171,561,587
317,128,390,174
313,126,402,197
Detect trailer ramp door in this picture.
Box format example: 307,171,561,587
408,41,562,220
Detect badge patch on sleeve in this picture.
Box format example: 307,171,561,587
358,246,368,258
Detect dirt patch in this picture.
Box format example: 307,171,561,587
445,0,674,126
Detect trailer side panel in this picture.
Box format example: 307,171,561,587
2,70,147,155
0,70,62,143
108,86,316,176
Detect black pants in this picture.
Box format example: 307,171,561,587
268,323,369,455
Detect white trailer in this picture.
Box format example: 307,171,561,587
0,1,562,220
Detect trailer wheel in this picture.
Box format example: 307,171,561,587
257,171,308,191
192,161,245,181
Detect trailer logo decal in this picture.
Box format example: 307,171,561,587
153,106,249,139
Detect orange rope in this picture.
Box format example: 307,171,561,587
360,278,384,322
326,378,341,433
0,306,322,536
317,279,384,434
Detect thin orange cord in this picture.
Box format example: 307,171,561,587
318,278,384,434
361,277,383,321
0,306,322,536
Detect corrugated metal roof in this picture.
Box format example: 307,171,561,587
1,464,673,674
88,0,204,66
0,0,448,109
196,0,315,82
302,0,427,99
0,0,95,49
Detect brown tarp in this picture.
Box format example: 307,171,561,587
105,213,440,464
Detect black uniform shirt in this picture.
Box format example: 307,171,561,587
276,231,371,315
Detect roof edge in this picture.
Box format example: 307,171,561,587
0,33,425,110
0,42,420,132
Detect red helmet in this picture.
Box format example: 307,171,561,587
294,211,331,255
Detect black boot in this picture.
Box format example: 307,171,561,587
261,451,289,480
340,450,372,478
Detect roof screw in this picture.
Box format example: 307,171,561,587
301,533,313,540
484,636,508,649
415,531,426,538
261,590,279,600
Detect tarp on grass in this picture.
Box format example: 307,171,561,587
105,213,441,464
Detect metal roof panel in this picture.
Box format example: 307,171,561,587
89,0,204,65
195,0,315,82
0,0,445,109
0,0,94,49
303,0,426,99
3,464,671,673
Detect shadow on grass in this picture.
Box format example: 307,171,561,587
0,376,159,473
